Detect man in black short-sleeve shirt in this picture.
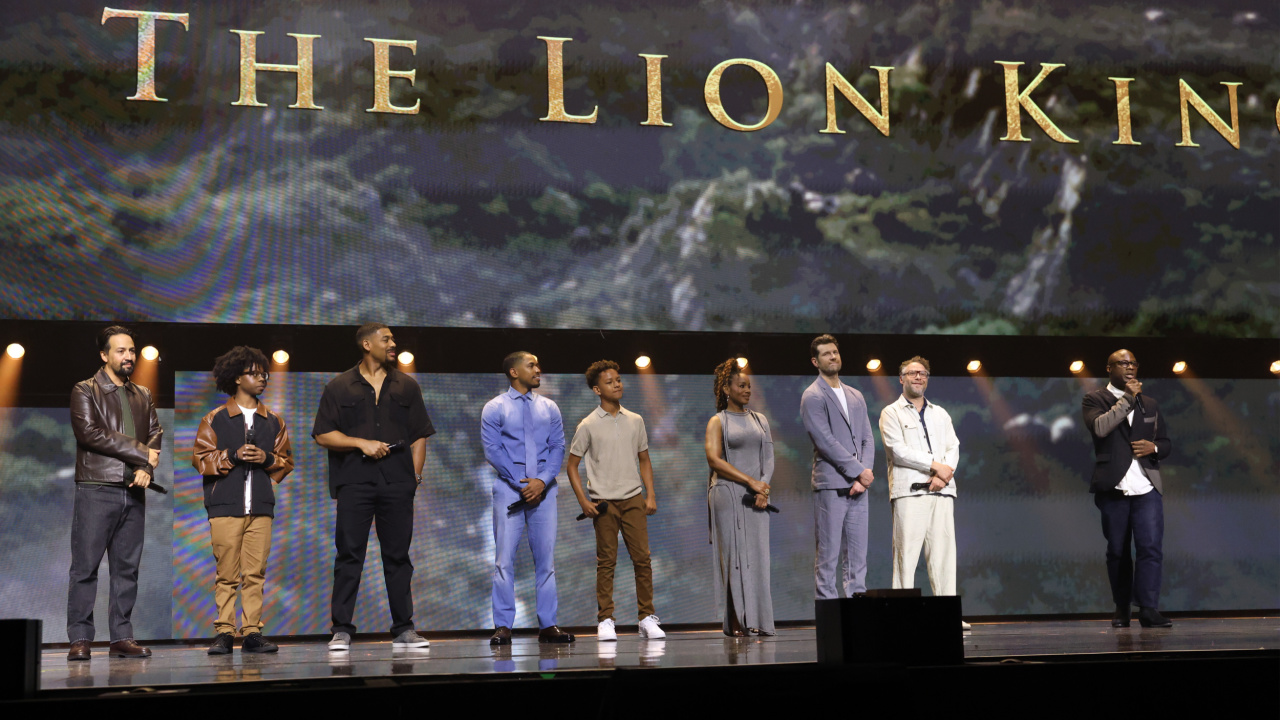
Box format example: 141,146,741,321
312,323,435,651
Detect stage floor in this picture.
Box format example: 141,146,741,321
39,617,1279,692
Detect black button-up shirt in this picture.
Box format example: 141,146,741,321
311,366,435,498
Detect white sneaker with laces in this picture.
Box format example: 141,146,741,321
638,615,665,639
328,632,351,652
597,618,617,642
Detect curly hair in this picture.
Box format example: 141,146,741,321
212,346,270,397
713,358,744,412
585,359,620,389
898,355,931,375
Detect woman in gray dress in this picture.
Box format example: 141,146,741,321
704,358,776,637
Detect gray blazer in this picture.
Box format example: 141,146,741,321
800,377,875,491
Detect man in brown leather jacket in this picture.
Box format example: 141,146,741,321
66,326,163,661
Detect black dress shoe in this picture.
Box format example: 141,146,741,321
1111,605,1131,628
208,632,235,655
241,633,279,653
67,640,91,661
538,626,576,644
1138,607,1173,628
489,627,512,646
109,639,152,658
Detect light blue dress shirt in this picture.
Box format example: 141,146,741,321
480,386,566,492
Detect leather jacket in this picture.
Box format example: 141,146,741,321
70,368,163,485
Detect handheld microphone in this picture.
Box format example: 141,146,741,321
741,493,780,513
577,501,608,521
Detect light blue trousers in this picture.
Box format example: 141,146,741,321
491,480,559,629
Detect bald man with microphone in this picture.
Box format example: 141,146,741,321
1082,349,1173,629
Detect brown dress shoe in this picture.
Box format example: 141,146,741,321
109,639,152,658
67,640,91,661
489,627,512,646
538,626,575,644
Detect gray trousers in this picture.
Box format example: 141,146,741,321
67,484,146,642
813,488,868,599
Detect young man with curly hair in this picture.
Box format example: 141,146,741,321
566,360,665,641
193,346,294,655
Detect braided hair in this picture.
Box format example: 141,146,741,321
712,358,743,412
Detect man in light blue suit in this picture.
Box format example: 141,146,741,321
480,352,574,644
800,334,876,599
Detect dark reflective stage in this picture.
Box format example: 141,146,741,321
39,617,1279,692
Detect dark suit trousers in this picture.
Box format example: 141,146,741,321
67,484,146,642
1094,489,1164,609
331,478,417,636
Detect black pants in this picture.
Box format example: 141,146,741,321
67,484,146,642
1095,489,1164,609
331,478,417,635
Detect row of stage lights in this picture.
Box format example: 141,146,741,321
636,354,1278,376
4,343,1279,376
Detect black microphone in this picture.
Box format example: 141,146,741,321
577,501,608,521
507,485,551,514
742,493,780,513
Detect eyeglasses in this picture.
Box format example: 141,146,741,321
902,371,930,379
243,370,270,381
1110,361,1139,369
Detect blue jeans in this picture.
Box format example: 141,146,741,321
66,484,146,642
491,480,559,629
1095,489,1164,608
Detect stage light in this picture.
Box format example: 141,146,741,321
140,346,159,361
398,350,415,365
866,359,881,372
1172,361,1187,374
1069,360,1084,374
5,343,23,359
635,355,652,369
967,360,982,373
272,349,290,364
736,357,748,368
1270,361,1280,375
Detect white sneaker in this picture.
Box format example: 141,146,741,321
597,618,617,642
961,621,973,632
638,615,665,639
328,632,351,652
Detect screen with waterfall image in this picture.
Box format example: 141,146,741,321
1,374,1275,641
0,1,1275,335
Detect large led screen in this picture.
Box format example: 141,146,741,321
0,1,1274,335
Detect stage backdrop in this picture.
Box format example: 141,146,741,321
0,0,1275,336
5,371,1276,642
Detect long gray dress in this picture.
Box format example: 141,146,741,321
709,410,775,635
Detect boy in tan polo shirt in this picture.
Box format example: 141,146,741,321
566,360,665,641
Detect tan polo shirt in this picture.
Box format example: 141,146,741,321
568,405,648,501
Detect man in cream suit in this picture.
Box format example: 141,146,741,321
800,335,875,599
879,356,969,631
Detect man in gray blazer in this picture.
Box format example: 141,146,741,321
801,334,876,599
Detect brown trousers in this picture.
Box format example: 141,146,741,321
209,515,273,635
593,493,654,622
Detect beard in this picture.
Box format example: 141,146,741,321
115,361,135,378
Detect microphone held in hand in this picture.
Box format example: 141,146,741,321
577,501,608,521
742,493,780,513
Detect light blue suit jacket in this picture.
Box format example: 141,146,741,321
800,377,875,491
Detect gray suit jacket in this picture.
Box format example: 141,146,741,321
800,377,875,491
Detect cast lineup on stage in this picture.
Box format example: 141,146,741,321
63,324,1176,660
